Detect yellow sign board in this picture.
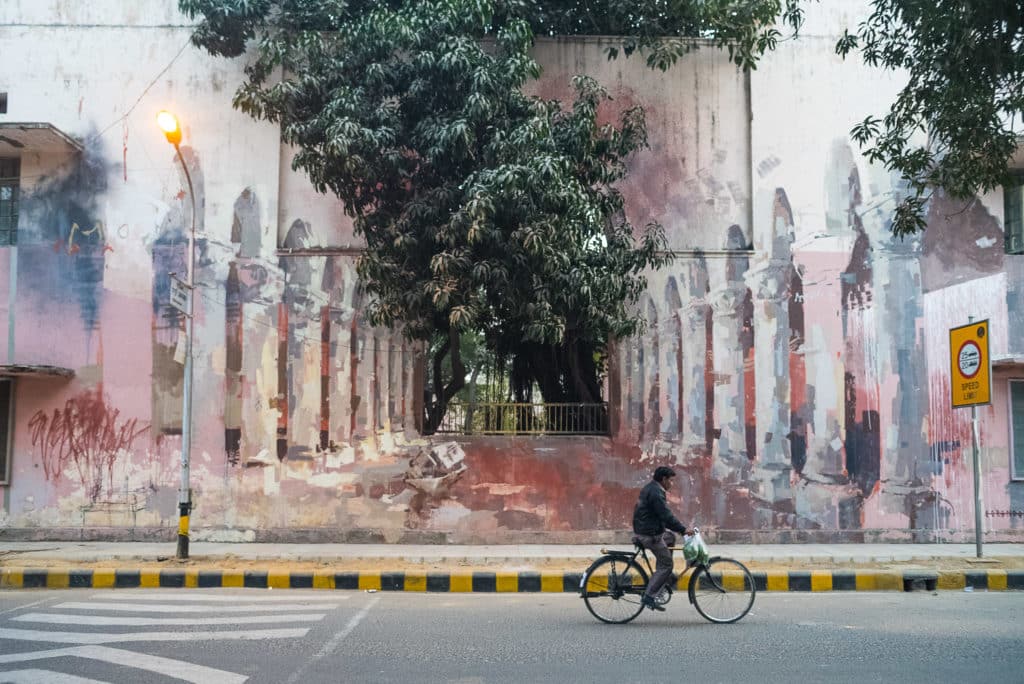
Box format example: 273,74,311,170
949,320,991,408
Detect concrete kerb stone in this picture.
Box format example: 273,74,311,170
3,566,1024,592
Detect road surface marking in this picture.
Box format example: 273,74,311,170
13,612,326,626
0,669,108,683
0,645,247,684
0,598,55,617
285,595,380,684
0,626,309,644
55,601,326,613
89,592,347,603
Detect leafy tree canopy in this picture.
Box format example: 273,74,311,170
180,0,702,430
531,0,806,70
181,0,805,69
837,1,1024,236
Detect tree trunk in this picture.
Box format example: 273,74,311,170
463,364,481,434
423,327,466,435
566,339,599,404
510,339,608,433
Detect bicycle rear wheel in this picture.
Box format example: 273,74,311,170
688,557,756,624
581,555,649,624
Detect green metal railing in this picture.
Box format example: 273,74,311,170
435,401,609,436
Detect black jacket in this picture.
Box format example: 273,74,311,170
632,480,686,536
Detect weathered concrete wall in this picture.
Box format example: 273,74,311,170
1,0,1022,542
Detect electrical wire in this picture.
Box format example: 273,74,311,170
0,31,196,186
88,33,197,148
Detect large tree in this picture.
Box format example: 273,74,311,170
837,1,1024,236
180,0,673,432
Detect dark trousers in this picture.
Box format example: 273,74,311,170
636,530,676,597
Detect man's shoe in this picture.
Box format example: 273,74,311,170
642,595,665,612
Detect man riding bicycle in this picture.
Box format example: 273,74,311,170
632,466,688,612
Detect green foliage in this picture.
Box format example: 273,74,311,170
837,1,1024,237
532,0,807,70
180,0,674,429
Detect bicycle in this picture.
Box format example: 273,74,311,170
579,528,756,625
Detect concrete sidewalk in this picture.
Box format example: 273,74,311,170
2,541,1024,564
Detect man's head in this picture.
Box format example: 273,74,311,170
653,466,676,490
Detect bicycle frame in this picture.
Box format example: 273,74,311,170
599,544,724,604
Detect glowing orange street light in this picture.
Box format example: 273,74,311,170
157,110,183,147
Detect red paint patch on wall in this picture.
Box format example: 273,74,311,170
450,437,643,531
28,388,149,502
928,372,971,476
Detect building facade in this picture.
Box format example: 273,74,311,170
1,0,1022,542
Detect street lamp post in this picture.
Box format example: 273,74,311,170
158,110,195,559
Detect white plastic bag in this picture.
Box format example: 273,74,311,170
682,530,709,565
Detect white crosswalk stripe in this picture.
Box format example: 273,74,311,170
0,668,110,683
0,591,345,683
0,645,246,684
54,601,330,613
88,592,347,603
0,626,310,643
14,611,327,626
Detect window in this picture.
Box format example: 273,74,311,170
0,157,18,246
0,378,12,485
1006,174,1024,255
1010,380,1024,480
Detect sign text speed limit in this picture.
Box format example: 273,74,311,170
949,320,990,408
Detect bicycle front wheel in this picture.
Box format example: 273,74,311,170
688,557,756,624
581,555,649,624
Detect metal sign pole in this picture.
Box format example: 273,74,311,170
967,315,983,558
971,402,983,558
175,143,195,560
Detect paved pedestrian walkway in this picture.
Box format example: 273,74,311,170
2,540,1023,564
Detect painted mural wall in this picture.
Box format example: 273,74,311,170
1,0,1022,542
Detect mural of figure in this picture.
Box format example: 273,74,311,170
788,245,809,476
326,258,359,448
642,297,660,441
278,219,327,461
149,148,204,436
223,187,263,465
318,258,340,453
746,188,796,504
225,261,242,465
662,277,684,436
709,225,752,483
862,180,929,536
680,256,711,458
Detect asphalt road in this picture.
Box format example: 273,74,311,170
1,589,1021,683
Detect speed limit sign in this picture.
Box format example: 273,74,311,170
950,320,990,408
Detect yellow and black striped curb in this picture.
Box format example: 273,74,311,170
2,567,1024,592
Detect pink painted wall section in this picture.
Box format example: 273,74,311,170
0,1,1023,542
527,39,751,252
922,274,1023,537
